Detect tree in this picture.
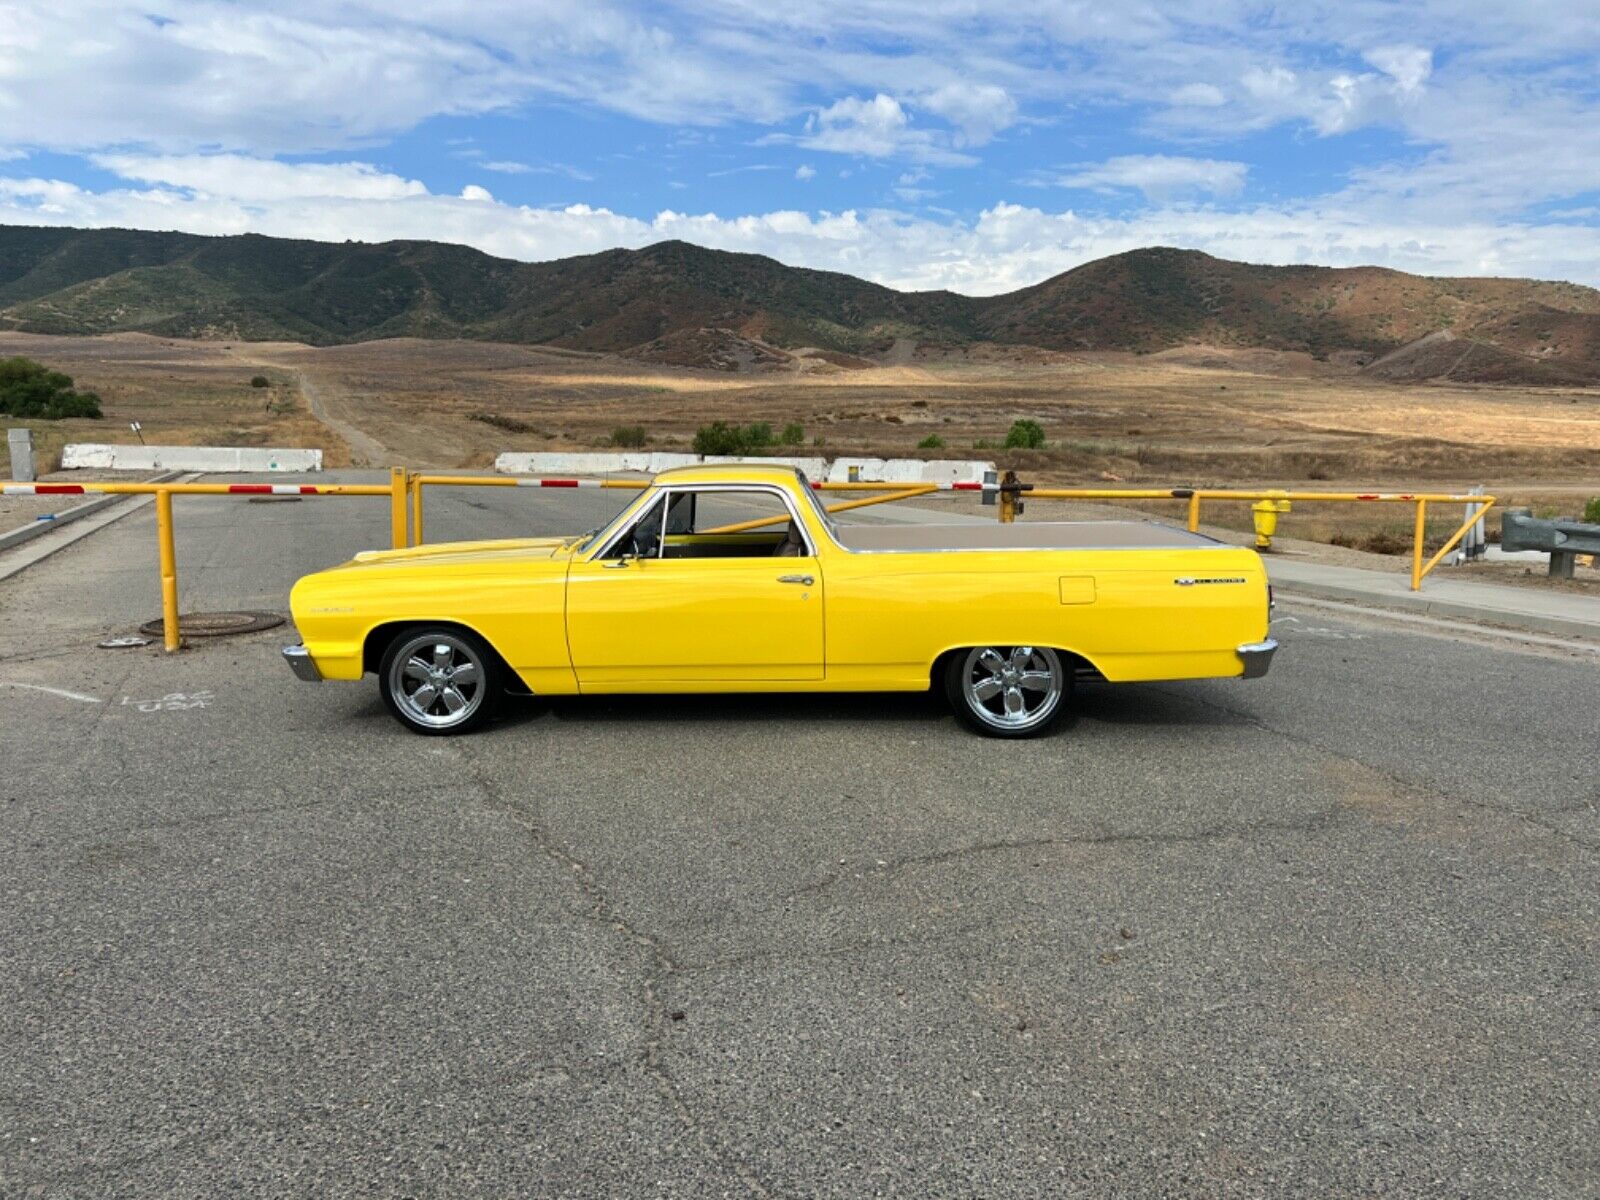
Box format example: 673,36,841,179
0,357,103,419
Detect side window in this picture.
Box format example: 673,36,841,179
664,491,696,535
667,489,811,559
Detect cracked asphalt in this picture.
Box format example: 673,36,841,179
0,474,1596,1198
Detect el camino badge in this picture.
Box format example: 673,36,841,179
1175,576,1247,586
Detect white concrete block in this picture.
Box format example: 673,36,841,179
826,456,992,484
914,459,994,485
494,451,650,475
645,452,703,473
702,455,828,479
60,444,322,472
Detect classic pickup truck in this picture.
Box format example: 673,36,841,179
284,463,1275,737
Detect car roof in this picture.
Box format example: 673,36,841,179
651,462,808,486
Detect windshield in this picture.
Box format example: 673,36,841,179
791,472,842,542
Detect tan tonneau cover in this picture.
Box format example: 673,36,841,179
834,520,1220,552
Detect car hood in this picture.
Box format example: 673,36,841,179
345,536,576,569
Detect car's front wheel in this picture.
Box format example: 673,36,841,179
944,645,1070,738
378,627,502,735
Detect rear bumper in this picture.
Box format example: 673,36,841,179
1236,638,1278,680
282,644,323,682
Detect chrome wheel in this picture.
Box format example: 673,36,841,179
959,645,1064,733
386,633,487,730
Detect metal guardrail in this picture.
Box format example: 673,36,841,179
2,466,1498,653
1502,508,1600,578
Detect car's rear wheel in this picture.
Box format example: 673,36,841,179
944,645,1069,738
378,628,502,735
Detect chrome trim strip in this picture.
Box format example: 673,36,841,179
282,644,322,682
1236,638,1278,680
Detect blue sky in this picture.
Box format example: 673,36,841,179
2,1,1599,293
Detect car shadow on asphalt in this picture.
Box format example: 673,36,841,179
1072,681,1253,728
478,681,1245,736
495,689,956,731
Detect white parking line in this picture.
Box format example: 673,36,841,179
0,682,103,703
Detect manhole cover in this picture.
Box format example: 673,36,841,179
137,611,285,638
98,635,152,649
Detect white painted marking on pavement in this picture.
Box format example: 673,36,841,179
118,690,214,713
0,682,104,703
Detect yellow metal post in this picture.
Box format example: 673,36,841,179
998,470,1018,524
1186,493,1202,532
410,475,425,547
1411,498,1428,591
1417,500,1496,586
390,467,409,549
156,488,181,652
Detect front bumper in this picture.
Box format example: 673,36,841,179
282,644,323,682
1236,638,1278,679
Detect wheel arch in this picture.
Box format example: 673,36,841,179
928,642,1101,689
362,618,517,682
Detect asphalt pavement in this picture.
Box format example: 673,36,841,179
0,473,1596,1197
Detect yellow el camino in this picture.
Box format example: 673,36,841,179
284,464,1276,738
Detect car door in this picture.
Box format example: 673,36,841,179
565,487,825,686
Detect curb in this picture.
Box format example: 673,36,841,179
1272,577,1600,644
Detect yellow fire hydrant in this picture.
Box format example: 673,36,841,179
1251,498,1292,550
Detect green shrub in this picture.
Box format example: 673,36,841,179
1003,419,1045,449
0,357,103,420
780,422,805,446
610,425,648,448
692,421,785,456
693,421,746,455
249,375,270,388
1585,496,1600,524
916,433,946,450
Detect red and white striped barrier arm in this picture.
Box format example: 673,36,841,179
3,484,87,495
511,478,612,488
224,484,326,495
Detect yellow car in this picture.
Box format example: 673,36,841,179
284,463,1275,737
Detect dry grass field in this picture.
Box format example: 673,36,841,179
3,331,1596,560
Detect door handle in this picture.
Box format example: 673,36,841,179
777,574,814,586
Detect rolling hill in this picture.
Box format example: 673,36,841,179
2,223,1598,383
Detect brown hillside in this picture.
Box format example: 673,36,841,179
5,226,1600,383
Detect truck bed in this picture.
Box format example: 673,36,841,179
833,520,1222,553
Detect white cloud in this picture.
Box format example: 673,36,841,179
1365,46,1433,93
89,154,429,201
1056,155,1248,200
920,82,1018,147
4,165,1600,297
460,184,495,202
795,164,816,181
771,94,977,165
482,159,596,181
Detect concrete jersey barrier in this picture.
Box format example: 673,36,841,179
62,444,323,473
825,457,993,485
495,451,992,483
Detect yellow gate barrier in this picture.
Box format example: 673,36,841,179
3,467,1497,653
